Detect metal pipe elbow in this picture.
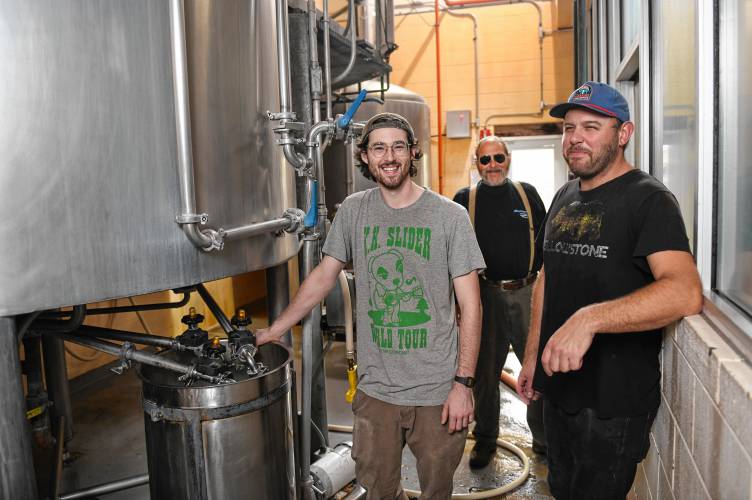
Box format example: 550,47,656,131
283,143,310,170
182,223,223,252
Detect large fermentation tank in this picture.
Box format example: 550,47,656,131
139,343,295,500
0,0,298,316
323,81,432,215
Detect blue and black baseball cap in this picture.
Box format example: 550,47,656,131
549,81,630,123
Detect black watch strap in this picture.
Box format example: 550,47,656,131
454,375,475,388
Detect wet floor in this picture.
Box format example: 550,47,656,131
55,307,551,499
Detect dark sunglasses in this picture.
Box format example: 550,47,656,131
479,153,506,165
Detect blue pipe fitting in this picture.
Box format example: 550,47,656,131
304,180,319,228
337,89,368,129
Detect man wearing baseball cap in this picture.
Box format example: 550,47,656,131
515,82,703,499
258,112,485,498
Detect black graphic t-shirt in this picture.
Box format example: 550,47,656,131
533,169,691,416
453,180,546,280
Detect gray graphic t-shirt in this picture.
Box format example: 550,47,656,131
323,187,485,406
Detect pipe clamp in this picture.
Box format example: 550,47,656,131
175,213,208,224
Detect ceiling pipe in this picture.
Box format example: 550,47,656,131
425,0,548,153
444,10,479,129
434,0,444,193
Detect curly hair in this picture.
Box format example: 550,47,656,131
353,113,424,181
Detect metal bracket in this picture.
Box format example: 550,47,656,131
274,135,304,147
266,110,297,122
143,399,165,423
175,213,209,224
311,482,326,496
109,341,135,375
310,66,323,96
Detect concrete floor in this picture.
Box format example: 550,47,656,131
55,308,551,499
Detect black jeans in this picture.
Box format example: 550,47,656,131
473,281,545,449
543,399,656,500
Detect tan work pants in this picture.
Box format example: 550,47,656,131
351,390,467,500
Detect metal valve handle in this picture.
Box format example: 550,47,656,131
337,89,368,128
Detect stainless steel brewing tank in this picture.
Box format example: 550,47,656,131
139,343,295,500
0,0,297,315
322,82,432,215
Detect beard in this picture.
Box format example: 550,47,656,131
480,168,507,186
565,134,619,180
369,160,411,190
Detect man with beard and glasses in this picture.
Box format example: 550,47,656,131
515,82,703,499
257,112,485,499
452,136,547,468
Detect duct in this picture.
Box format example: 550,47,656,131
59,474,150,500
172,0,305,252
332,0,357,85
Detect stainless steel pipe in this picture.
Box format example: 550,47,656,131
59,474,149,500
275,0,309,170
323,0,333,120
50,416,65,500
223,217,297,242
169,0,216,251
266,264,293,346
195,283,233,334
42,335,74,442
76,325,180,350
59,334,227,384
332,0,357,85
299,238,320,500
0,317,38,499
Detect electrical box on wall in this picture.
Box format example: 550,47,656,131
446,110,472,138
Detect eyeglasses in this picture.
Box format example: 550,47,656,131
368,141,410,158
479,153,506,165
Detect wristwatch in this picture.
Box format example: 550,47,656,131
454,375,475,388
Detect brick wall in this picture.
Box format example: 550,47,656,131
391,4,574,195
630,315,752,499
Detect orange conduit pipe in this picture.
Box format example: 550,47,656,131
434,0,444,193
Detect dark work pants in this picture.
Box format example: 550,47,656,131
473,280,545,449
543,399,656,500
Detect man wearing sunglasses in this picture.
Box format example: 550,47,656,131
516,82,702,499
453,136,547,468
258,112,485,498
